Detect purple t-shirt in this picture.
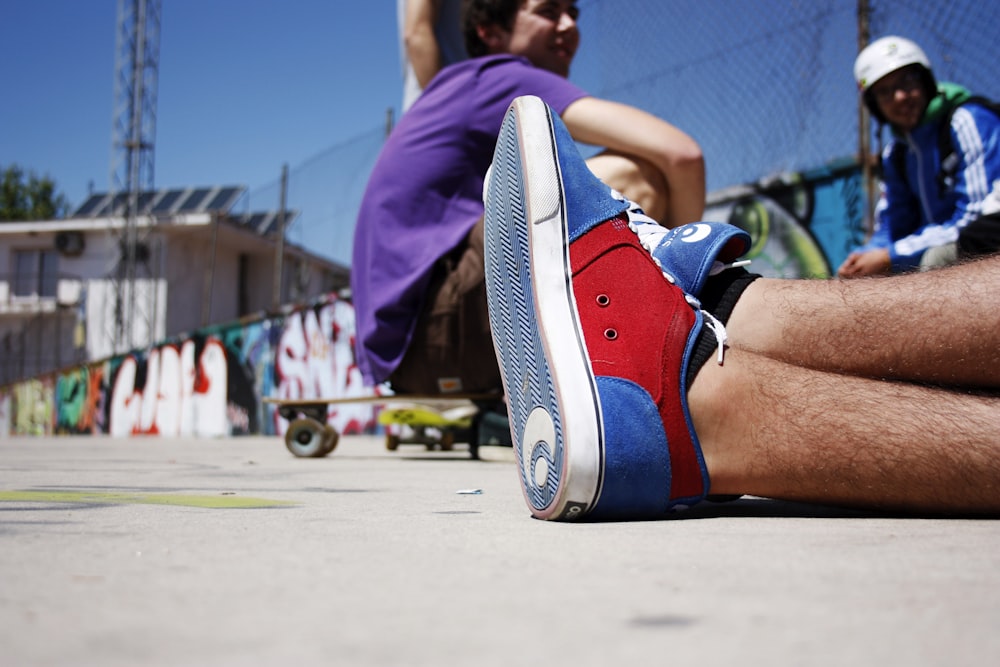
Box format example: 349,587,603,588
351,55,588,385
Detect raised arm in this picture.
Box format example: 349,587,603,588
561,96,705,226
403,0,444,89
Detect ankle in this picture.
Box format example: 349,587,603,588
688,355,748,496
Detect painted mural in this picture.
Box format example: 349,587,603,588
1,294,379,438
0,164,866,438
704,161,866,279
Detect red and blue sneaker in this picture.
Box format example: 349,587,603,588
484,95,741,521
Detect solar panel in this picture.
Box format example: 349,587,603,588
150,189,185,214
226,210,296,236
71,194,109,217
71,185,299,236
205,186,243,211
254,212,276,234
176,188,212,213
106,192,130,216
259,211,298,235
229,212,268,232
137,191,158,213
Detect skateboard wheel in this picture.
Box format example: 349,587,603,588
322,425,340,454
285,418,329,458
386,433,400,451
440,432,455,451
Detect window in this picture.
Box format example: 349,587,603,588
13,249,58,298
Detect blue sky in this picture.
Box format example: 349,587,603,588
6,1,989,229
0,1,408,210
0,0,858,220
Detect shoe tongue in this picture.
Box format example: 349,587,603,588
550,113,629,241
650,223,752,297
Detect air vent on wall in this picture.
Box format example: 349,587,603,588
55,231,85,257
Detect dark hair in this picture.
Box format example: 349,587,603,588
863,64,937,124
461,0,523,58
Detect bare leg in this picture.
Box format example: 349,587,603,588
691,348,1000,514
726,255,1000,387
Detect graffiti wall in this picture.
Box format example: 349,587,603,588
0,162,866,438
705,160,865,279
1,294,379,438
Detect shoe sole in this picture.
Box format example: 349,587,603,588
484,96,603,521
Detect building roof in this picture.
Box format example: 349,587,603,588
68,185,297,235
71,186,244,218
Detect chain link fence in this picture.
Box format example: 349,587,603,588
250,0,999,269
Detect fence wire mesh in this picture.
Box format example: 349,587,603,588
250,0,999,269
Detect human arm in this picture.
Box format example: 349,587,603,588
561,97,705,227
929,104,1000,248
836,247,892,278
403,0,444,90
880,107,1000,270
839,141,924,277
838,183,895,278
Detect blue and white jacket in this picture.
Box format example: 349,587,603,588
863,83,1000,271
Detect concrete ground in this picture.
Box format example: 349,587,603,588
1,433,998,667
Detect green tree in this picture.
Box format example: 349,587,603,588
1,164,70,221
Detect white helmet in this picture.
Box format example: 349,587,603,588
854,36,932,91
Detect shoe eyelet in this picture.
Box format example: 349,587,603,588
596,294,610,307
604,328,618,340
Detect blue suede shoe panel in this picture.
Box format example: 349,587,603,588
588,376,673,520
550,113,629,242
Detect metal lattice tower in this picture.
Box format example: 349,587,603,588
108,0,161,353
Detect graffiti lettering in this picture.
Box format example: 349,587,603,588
109,338,229,437
273,300,378,437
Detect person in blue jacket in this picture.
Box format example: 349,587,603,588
838,36,1000,278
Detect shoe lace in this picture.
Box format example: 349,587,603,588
699,305,729,365
615,191,734,365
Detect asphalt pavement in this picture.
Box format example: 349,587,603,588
2,433,998,667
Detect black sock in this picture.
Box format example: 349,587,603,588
685,269,760,388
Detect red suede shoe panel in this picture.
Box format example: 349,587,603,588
569,215,705,501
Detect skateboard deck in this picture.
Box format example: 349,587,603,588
377,403,480,452
263,393,503,459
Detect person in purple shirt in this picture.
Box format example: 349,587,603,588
352,0,705,394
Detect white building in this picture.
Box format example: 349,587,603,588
0,185,349,385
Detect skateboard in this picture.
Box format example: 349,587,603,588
263,393,504,459
378,402,479,452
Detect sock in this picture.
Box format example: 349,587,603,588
685,268,761,388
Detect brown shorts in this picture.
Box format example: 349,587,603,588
388,219,502,395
